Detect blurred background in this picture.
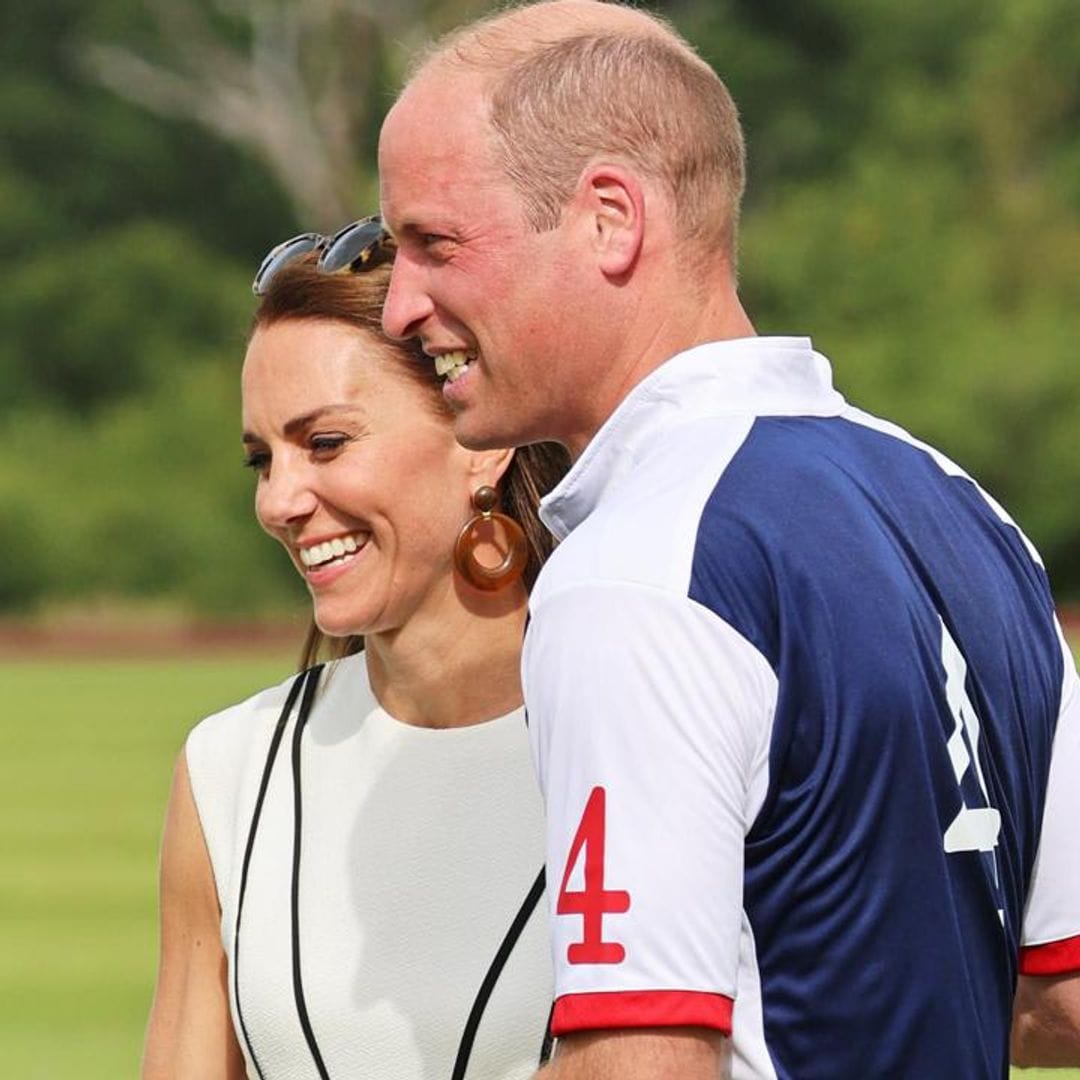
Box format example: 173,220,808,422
1,0,1077,1075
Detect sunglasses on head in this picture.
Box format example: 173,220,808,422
251,215,395,296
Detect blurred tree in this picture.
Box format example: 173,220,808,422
81,0,383,230
0,0,297,415
77,0,496,232
0,222,253,412
1,0,1077,615
0,0,296,262
0,359,306,615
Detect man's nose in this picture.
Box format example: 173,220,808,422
382,252,436,341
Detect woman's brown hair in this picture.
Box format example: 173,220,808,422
251,252,570,670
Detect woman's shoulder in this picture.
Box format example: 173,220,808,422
184,654,369,882
185,653,369,768
187,668,298,760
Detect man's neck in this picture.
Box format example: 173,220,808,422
563,284,756,460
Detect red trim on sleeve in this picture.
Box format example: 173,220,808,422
1020,934,1080,976
552,989,733,1036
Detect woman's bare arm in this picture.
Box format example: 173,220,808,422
142,752,245,1079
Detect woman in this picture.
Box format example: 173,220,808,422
143,218,569,1079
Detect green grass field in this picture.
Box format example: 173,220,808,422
0,655,292,1079
1,652,1077,1078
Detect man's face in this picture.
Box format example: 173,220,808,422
379,70,589,453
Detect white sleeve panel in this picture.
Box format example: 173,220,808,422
1022,626,1080,950
524,581,777,1005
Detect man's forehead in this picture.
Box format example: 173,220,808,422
380,73,502,216
385,65,488,145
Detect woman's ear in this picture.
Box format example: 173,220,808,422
466,446,516,490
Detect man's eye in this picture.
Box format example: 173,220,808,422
421,233,455,256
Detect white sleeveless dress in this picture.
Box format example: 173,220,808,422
186,654,554,1080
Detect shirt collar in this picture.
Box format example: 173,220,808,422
540,336,845,540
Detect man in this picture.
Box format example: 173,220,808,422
378,2,1080,1076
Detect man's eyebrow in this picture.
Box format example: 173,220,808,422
241,404,362,444
390,220,421,240
395,216,458,238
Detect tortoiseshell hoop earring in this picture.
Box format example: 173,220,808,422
453,486,528,592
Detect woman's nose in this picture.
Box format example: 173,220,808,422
255,460,319,533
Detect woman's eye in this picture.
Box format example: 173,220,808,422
243,450,270,473
310,433,350,455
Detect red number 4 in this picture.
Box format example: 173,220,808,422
557,786,631,964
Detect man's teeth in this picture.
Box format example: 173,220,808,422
299,533,365,569
434,351,473,381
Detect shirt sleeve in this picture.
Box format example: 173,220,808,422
1019,624,1080,975
523,580,777,1036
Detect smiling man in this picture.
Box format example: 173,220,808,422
378,3,1080,1078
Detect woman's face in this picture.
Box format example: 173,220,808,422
242,318,482,639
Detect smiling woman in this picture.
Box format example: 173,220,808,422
141,229,569,1080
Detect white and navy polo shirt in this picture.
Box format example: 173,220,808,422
523,337,1080,1079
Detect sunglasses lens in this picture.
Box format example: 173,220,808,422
252,233,323,295
319,218,388,274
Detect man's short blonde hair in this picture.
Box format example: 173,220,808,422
414,1,746,263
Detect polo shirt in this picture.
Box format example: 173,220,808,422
523,336,1080,1078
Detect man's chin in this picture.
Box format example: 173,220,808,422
452,420,516,451
451,407,525,451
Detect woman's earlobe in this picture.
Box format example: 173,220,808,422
467,446,516,488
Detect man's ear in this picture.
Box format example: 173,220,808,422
579,164,645,278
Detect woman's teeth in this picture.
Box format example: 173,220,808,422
299,533,365,569
434,351,473,381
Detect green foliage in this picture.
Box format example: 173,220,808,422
0,357,307,615
0,0,296,259
0,222,255,413
0,0,309,614
1,0,1079,613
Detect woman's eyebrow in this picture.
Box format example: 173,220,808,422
241,404,362,446
282,404,362,437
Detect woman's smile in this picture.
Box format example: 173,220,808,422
298,531,370,569
298,531,372,587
